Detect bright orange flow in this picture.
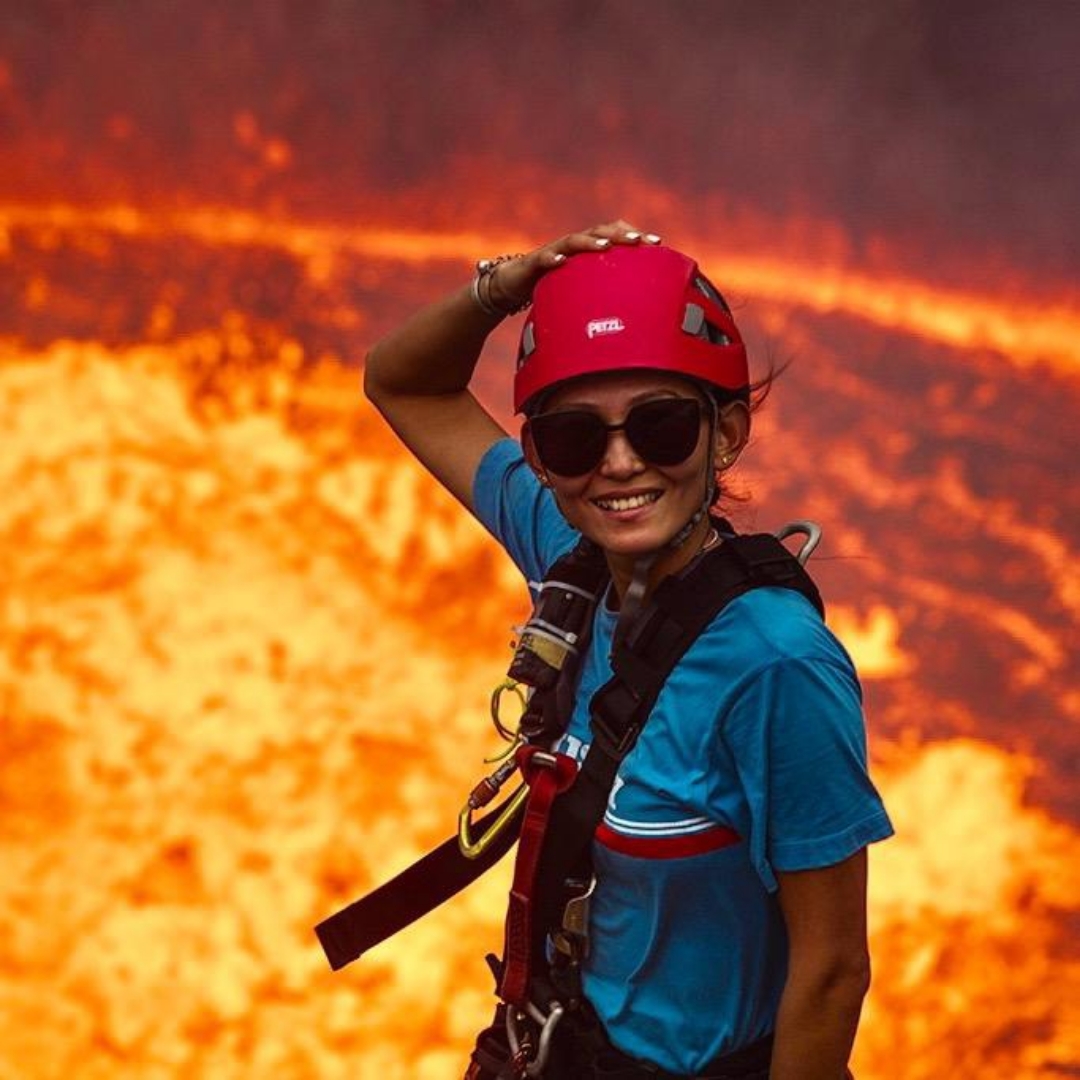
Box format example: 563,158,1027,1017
4,200,1078,376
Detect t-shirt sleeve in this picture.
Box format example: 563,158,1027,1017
721,654,894,892
472,437,580,584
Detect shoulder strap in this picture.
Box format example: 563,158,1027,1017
526,533,822,961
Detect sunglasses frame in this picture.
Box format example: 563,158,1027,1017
527,396,706,478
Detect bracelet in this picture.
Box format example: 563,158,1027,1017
470,254,530,317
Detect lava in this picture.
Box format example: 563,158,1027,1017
3,200,1078,376
1,332,1077,1077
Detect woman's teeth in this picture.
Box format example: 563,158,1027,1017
594,492,661,512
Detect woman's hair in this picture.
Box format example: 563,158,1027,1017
708,358,787,510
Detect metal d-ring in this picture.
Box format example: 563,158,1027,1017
774,520,822,565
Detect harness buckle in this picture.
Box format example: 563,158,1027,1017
505,999,565,1078
552,875,596,961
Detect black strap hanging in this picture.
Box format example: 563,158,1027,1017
315,799,525,971
315,541,609,972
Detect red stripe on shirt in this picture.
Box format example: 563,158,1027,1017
594,822,741,859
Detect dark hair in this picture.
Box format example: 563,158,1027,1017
708,359,787,510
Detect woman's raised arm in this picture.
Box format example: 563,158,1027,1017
362,222,654,512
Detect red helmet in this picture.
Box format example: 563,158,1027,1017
513,244,748,413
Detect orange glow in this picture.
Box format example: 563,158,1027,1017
2,333,1076,1076
3,12,1078,1074
3,200,1078,378
861,740,1080,1078
711,248,1080,378
829,605,916,679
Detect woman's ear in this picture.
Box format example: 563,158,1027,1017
714,401,751,470
521,421,552,486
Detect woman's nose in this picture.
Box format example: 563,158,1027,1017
598,428,643,476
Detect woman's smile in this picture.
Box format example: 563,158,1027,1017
590,488,663,514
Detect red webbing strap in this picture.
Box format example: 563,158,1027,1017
498,745,578,1008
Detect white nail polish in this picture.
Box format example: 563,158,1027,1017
645,233,661,244
553,253,567,263
595,237,611,247
625,231,641,240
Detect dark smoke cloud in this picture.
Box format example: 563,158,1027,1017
1,0,1078,281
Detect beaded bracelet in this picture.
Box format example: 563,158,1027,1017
470,254,529,317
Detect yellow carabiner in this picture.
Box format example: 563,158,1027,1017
490,679,528,744
458,783,529,859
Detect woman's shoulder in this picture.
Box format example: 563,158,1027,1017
707,584,856,674
473,437,581,581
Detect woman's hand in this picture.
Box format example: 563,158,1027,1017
487,220,661,314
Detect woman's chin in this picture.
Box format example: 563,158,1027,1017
585,519,677,558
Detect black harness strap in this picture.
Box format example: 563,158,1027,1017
315,543,607,973
315,799,524,971
528,533,823,978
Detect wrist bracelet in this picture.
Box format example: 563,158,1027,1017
470,254,529,317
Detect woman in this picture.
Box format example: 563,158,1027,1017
364,222,893,1079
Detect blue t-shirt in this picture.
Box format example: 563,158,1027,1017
474,439,893,1073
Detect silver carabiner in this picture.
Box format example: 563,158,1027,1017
774,520,822,566
505,1000,565,1078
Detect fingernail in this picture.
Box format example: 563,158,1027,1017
645,233,661,244
625,231,641,240
552,252,567,263
595,237,611,247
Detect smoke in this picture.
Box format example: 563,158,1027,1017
2,0,1079,280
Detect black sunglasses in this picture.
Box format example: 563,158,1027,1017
528,397,704,478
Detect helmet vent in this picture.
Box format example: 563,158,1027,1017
682,303,706,336
517,322,537,367
682,302,732,346
693,274,733,315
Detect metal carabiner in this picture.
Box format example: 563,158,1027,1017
775,520,822,565
505,1000,565,1078
458,781,528,859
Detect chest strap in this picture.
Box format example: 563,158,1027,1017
508,532,823,1008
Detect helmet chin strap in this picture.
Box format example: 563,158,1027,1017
614,397,720,650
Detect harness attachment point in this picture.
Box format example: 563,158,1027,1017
505,1000,565,1078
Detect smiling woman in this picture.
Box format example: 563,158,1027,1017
361,222,893,1080
521,371,735,594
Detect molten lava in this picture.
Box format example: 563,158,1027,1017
1,314,1077,1076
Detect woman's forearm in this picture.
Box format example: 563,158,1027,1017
364,282,503,403
769,960,869,1079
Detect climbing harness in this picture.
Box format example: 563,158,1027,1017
489,525,825,1054
314,522,824,1054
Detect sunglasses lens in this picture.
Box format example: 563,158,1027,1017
529,397,703,477
529,411,607,476
625,398,702,465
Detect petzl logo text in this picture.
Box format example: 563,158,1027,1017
586,317,625,339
